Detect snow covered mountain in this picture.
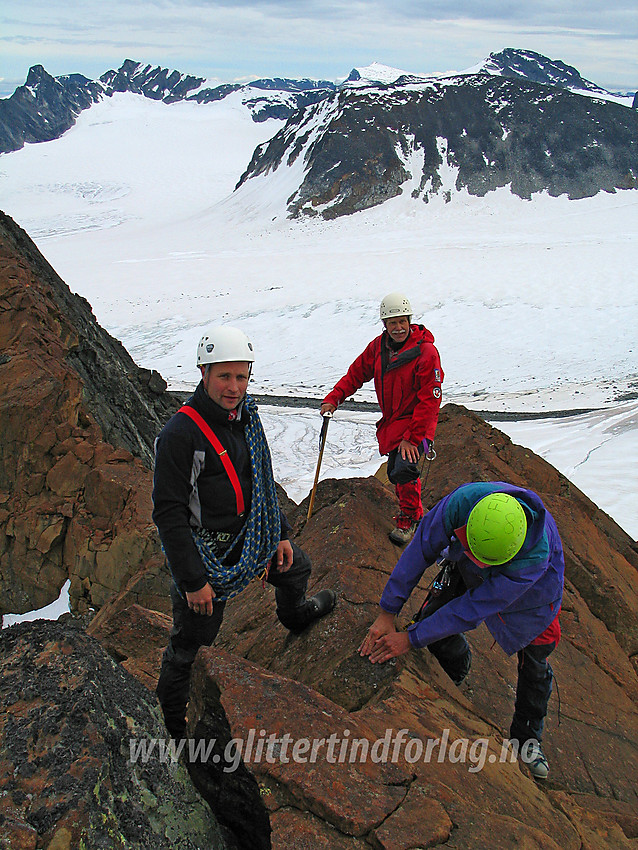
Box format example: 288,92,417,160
0,60,335,154
2,49,634,158
3,50,634,219
469,48,611,96
238,70,637,218
337,49,623,95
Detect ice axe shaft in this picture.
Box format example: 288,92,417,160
307,412,332,521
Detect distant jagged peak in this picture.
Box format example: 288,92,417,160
470,47,609,94
101,58,201,81
99,59,206,99
24,63,52,85
21,64,80,95
98,59,334,98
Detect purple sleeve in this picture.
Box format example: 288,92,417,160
379,496,453,613
405,561,544,648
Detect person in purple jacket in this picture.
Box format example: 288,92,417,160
359,482,564,780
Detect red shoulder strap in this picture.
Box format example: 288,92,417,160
179,405,245,516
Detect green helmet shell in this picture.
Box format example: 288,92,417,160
466,493,527,566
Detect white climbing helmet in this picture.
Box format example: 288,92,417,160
379,292,412,321
196,327,255,366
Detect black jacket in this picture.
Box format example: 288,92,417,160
152,382,289,593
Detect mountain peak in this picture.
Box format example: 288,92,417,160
479,47,607,94
24,64,54,88
345,61,423,86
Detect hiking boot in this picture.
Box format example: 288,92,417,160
522,739,549,780
389,515,419,546
286,589,337,635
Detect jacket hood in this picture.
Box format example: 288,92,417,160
411,323,435,344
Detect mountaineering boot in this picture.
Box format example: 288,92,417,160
287,589,337,635
389,514,419,546
523,739,549,780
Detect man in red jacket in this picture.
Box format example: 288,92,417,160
321,293,444,545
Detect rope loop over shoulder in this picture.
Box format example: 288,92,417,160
183,395,281,600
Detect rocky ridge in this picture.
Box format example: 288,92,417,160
0,210,177,615
1,211,637,847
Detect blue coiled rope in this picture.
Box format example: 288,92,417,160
191,395,281,601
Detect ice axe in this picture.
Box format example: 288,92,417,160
306,411,333,521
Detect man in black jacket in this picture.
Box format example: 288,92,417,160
153,326,336,740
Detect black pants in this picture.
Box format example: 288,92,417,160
509,641,555,744
156,540,312,739
418,563,555,743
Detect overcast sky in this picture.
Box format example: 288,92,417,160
1,0,636,96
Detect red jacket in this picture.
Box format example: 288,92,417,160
323,325,443,455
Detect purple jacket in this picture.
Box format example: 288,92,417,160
380,482,565,655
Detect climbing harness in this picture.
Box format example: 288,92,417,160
406,558,456,627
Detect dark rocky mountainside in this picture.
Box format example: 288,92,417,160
480,47,611,94
0,210,175,463
238,72,638,218
0,64,103,154
1,212,637,848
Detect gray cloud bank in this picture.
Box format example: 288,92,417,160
1,0,636,94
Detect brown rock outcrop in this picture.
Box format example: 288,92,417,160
2,208,637,848
96,450,638,848
0,210,177,615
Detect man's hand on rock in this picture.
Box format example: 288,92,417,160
365,630,411,663
359,609,411,663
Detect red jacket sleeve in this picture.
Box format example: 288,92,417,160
323,337,378,407
403,343,443,445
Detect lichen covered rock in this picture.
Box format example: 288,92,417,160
0,619,230,849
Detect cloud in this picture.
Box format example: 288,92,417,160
0,0,636,91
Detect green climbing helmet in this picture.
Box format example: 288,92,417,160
466,492,527,566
